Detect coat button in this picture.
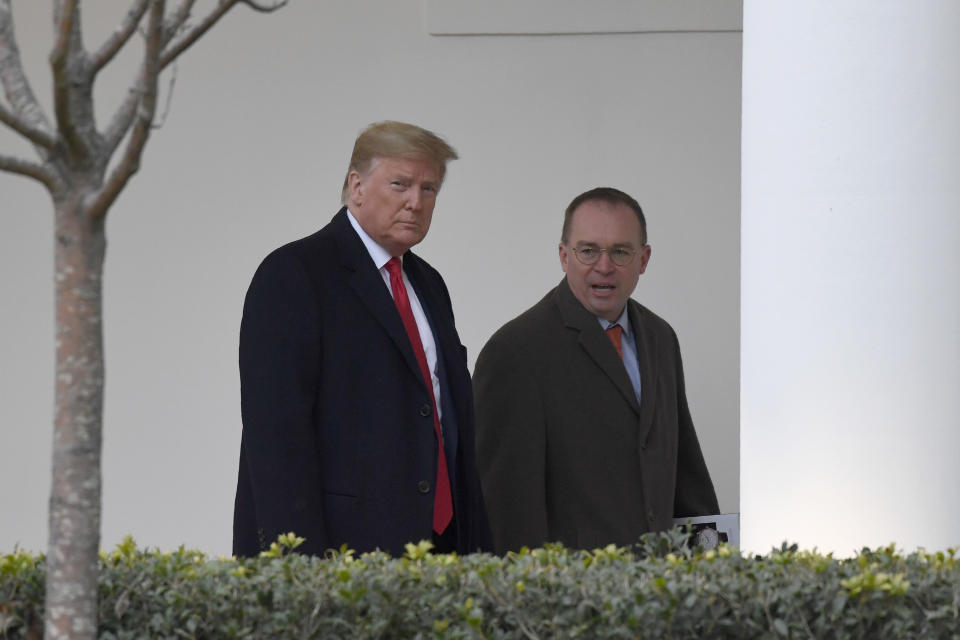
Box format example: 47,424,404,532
417,480,431,494
419,403,431,417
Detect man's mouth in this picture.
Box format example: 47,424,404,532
592,284,615,291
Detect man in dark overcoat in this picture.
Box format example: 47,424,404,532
474,187,718,553
234,121,490,557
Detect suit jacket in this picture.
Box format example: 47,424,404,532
233,208,491,557
473,278,718,553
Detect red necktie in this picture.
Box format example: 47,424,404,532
385,258,453,534
606,324,624,359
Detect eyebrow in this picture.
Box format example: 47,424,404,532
576,241,636,248
390,173,437,186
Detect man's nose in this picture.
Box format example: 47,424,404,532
406,188,422,210
594,251,615,272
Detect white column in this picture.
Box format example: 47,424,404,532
741,2,960,554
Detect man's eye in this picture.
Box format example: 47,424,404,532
579,248,597,257
612,248,632,258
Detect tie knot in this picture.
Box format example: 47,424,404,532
386,257,402,277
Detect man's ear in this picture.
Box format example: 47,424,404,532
347,170,363,206
637,244,652,274
558,243,569,273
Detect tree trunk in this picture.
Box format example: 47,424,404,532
0,2,286,636
45,193,105,640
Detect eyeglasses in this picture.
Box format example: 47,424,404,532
570,245,642,267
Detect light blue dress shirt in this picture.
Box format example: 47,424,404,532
599,307,642,406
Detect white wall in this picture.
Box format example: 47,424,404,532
741,2,960,554
0,1,741,554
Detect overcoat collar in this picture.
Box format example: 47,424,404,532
555,277,658,447
330,208,428,390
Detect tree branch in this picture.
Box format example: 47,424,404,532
151,61,177,129
0,153,59,191
0,99,57,149
100,0,285,172
50,0,80,65
238,0,289,13
86,0,165,220
51,0,95,164
100,0,186,160
100,0,198,152
91,0,150,73
101,86,139,158
159,0,236,68
160,0,286,69
0,0,55,143
163,0,198,44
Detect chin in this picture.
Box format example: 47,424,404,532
403,233,426,248
593,303,622,320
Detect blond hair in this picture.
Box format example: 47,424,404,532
341,121,458,203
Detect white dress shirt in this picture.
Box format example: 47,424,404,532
347,209,442,420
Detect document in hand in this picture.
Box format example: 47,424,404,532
672,513,740,550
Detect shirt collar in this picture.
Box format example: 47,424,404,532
597,305,632,339
346,208,395,270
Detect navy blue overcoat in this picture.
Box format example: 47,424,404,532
233,208,490,557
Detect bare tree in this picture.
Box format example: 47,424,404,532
0,1,285,638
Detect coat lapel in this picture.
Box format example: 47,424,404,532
555,278,641,416
403,254,464,461
331,209,427,390
403,254,464,396
628,300,658,448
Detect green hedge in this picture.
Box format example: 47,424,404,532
2,530,959,638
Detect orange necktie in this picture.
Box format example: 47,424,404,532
385,258,453,534
606,324,624,359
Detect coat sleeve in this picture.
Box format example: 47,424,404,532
473,335,548,553
670,330,720,518
236,249,329,556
